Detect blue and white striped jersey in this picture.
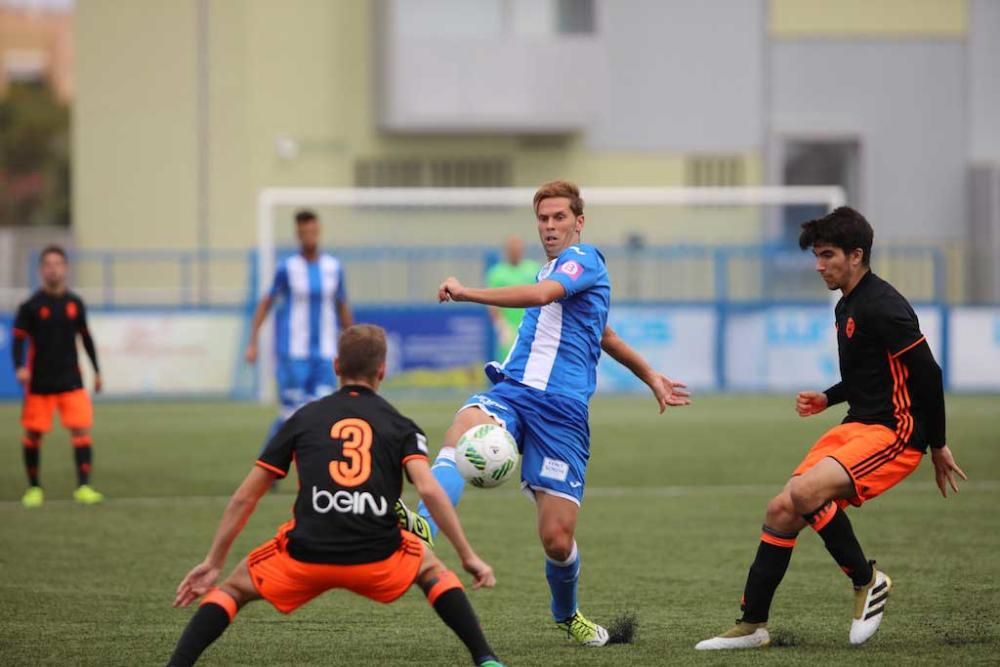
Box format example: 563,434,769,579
496,244,610,405
271,253,346,360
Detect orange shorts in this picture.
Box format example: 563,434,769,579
21,389,93,433
794,422,923,507
246,523,425,614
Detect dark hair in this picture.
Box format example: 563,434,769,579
295,209,318,224
337,325,386,381
39,244,67,264
533,180,584,217
798,206,873,265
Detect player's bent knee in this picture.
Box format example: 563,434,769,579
765,492,803,533
788,476,826,514
540,531,575,562
765,493,794,521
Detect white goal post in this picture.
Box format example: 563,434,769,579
254,186,846,402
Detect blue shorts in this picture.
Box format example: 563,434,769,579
276,358,335,418
461,380,590,505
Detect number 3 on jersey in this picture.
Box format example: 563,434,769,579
329,418,373,487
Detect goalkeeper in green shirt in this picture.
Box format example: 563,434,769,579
484,236,541,361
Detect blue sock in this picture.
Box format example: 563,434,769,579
546,542,580,622
417,449,466,537
259,416,284,456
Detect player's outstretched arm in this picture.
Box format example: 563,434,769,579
244,295,274,363
405,458,496,589
173,466,273,607
439,276,564,309
601,326,690,413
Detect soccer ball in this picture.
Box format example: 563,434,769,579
455,424,519,488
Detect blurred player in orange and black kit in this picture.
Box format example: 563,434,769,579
12,245,104,508
167,325,505,667
697,207,967,651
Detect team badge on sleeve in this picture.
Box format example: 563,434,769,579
558,261,583,281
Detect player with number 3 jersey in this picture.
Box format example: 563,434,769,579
168,325,504,666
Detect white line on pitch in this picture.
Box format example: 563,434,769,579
1,480,997,508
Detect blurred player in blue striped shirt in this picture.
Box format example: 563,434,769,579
246,210,353,442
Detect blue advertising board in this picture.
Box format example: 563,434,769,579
353,305,491,387
597,306,718,391
0,315,22,399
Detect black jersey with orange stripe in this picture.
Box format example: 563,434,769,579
13,290,99,394
257,385,430,565
833,271,936,451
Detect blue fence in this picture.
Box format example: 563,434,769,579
3,243,982,400
25,243,947,308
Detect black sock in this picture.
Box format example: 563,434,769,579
740,526,797,623
22,438,40,487
167,602,232,667
803,501,873,587
430,587,498,665
72,438,92,486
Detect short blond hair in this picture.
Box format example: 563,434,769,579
533,180,584,217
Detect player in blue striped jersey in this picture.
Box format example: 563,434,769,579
414,181,691,647
246,210,353,441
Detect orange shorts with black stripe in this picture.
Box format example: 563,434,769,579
21,389,93,433
246,522,425,614
793,422,923,507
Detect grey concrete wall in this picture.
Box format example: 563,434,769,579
771,40,966,240
588,0,765,151
970,0,1000,163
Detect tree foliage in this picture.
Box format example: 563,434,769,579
0,82,71,227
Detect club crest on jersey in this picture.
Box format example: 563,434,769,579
66,301,78,319
39,306,51,319
557,261,583,281
846,317,856,339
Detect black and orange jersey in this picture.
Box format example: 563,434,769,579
830,271,944,451
257,384,429,565
12,290,99,395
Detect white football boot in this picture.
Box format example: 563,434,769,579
850,564,892,645
695,621,770,650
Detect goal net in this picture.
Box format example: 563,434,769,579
254,186,846,401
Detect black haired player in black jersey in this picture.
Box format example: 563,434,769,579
698,207,966,651
12,245,103,507
168,325,504,667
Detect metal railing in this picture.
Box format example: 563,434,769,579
20,243,947,308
